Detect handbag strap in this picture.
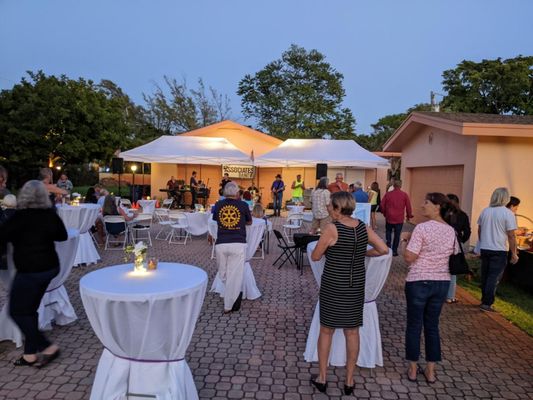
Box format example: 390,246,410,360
454,233,465,255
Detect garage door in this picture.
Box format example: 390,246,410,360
408,165,464,224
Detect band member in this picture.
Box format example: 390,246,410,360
271,174,285,217
220,173,231,196
291,174,305,204
190,171,199,206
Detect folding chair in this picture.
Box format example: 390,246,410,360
154,209,173,240
103,216,128,250
120,198,132,208
130,213,153,246
162,198,173,209
273,229,298,269
282,213,304,244
169,215,190,245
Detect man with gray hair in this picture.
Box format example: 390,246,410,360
327,172,348,193
212,181,252,313
352,181,369,203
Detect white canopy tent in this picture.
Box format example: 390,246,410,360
119,136,252,165
254,139,390,169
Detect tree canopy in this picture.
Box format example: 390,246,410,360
142,76,232,135
237,44,355,139
354,104,432,151
441,56,533,114
0,71,133,170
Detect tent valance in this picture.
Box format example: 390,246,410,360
254,139,390,168
119,136,252,165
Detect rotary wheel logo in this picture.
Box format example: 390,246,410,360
219,205,241,229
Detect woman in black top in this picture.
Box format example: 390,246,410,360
446,194,471,303
0,180,68,367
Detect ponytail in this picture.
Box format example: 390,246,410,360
426,192,457,225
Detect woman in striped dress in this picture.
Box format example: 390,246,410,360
310,192,388,395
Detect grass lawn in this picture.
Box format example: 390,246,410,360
458,258,533,336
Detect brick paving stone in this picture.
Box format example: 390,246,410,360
0,214,532,399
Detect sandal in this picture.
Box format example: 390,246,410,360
446,298,458,304
407,365,422,382
13,356,38,367
422,368,436,384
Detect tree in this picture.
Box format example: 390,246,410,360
354,103,432,151
237,44,356,139
142,76,232,134
0,71,134,184
441,56,533,114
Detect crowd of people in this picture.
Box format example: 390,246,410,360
0,162,524,393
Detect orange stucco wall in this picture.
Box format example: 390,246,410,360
471,136,533,242
399,125,478,223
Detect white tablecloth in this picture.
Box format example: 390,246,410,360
80,263,207,400
210,222,265,300
137,200,157,214
184,212,210,236
57,204,101,265
287,205,305,214
304,241,392,368
352,203,371,226
0,229,80,347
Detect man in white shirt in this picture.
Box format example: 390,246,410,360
477,187,518,312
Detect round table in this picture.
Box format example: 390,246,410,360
57,204,101,265
303,241,392,368
183,212,210,236
0,228,80,347
137,199,157,214
209,219,266,300
80,262,208,400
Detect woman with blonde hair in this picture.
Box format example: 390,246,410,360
0,180,67,367
310,191,388,395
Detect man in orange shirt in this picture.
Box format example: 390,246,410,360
327,172,349,193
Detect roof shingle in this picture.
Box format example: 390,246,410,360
415,111,533,125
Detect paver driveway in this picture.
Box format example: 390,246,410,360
0,215,532,399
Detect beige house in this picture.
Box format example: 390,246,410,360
383,112,533,243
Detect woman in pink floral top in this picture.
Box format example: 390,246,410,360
401,193,457,384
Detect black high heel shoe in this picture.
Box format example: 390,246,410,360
310,376,328,393
344,383,355,395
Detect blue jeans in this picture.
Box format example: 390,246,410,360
446,275,457,300
273,192,283,215
386,222,403,254
405,280,449,362
480,249,507,307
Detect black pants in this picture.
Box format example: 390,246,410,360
385,222,403,254
9,268,59,354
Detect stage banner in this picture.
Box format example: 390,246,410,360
222,164,255,179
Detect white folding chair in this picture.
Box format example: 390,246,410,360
154,209,173,240
162,198,173,209
168,215,190,245
130,213,153,246
282,213,304,244
120,198,132,208
103,216,128,250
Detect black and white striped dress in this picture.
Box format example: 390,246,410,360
319,220,368,329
